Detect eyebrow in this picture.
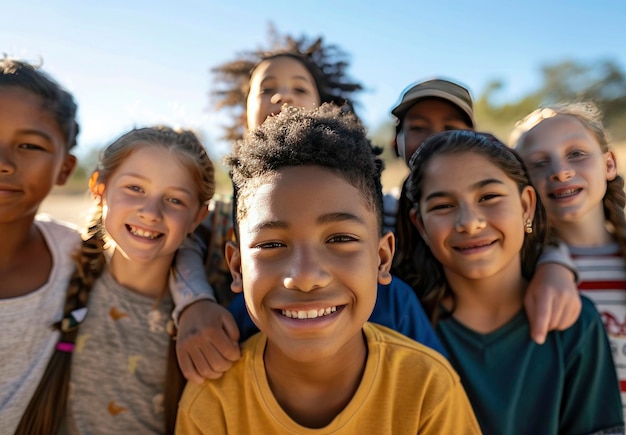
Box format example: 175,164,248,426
260,75,312,84
424,178,505,201
118,172,195,196
250,212,366,234
18,128,55,144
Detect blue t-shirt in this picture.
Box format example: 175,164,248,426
227,275,448,358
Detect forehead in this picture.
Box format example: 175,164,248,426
250,56,317,84
0,87,66,147
520,114,595,152
114,145,195,183
403,98,468,123
421,152,512,192
239,165,375,228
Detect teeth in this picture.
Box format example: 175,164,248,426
553,189,578,198
129,225,161,239
281,306,337,319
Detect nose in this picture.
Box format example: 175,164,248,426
270,88,294,105
455,204,486,234
549,160,574,182
283,244,332,292
0,147,16,175
138,197,163,222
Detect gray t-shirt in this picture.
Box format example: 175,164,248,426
0,216,79,435
65,269,173,434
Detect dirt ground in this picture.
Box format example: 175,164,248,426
39,191,96,226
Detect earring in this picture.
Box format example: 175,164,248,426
524,219,533,234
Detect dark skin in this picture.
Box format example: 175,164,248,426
0,222,51,298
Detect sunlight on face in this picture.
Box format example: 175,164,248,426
416,152,533,284
246,56,321,130
100,145,205,266
231,166,392,364
516,115,616,229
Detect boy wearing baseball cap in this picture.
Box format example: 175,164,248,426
391,78,475,165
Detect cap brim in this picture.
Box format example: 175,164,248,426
391,89,475,128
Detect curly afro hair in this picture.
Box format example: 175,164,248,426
226,103,384,235
211,25,363,143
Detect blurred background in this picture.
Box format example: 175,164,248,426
3,0,626,225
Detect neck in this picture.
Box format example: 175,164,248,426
0,217,39,262
552,207,613,247
444,261,526,334
263,332,367,428
108,249,172,298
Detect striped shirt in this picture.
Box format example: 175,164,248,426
570,242,626,421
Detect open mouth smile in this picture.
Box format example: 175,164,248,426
549,188,582,199
281,306,338,320
127,224,163,240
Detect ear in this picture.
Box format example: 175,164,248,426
189,204,209,234
396,131,406,162
409,207,428,245
89,171,104,199
605,150,618,182
55,154,77,186
520,185,537,223
377,231,394,285
225,240,243,294
392,137,400,158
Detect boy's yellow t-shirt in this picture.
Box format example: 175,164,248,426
176,322,480,434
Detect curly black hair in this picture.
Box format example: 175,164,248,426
211,26,363,143
226,104,384,236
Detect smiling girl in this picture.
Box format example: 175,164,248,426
513,101,626,423
59,126,214,434
406,129,622,434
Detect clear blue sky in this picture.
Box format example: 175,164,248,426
4,0,626,160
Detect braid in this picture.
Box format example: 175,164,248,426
604,175,626,260
14,212,106,434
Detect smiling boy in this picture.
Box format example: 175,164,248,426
175,104,480,434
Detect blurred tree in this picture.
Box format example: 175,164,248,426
475,58,626,142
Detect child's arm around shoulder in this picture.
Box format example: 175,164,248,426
524,241,582,344
171,234,241,383
377,275,448,357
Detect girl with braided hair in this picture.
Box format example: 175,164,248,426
48,126,214,434
512,101,626,424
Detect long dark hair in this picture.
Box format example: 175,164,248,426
402,130,547,324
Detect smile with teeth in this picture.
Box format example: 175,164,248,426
550,188,581,199
281,306,337,319
127,224,163,240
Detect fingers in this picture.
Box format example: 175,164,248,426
525,291,549,345
551,293,582,331
176,332,240,383
525,284,582,345
221,311,241,344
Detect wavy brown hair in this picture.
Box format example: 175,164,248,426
16,126,215,434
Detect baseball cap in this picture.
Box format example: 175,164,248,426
391,78,475,128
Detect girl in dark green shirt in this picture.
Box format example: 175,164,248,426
405,130,623,435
